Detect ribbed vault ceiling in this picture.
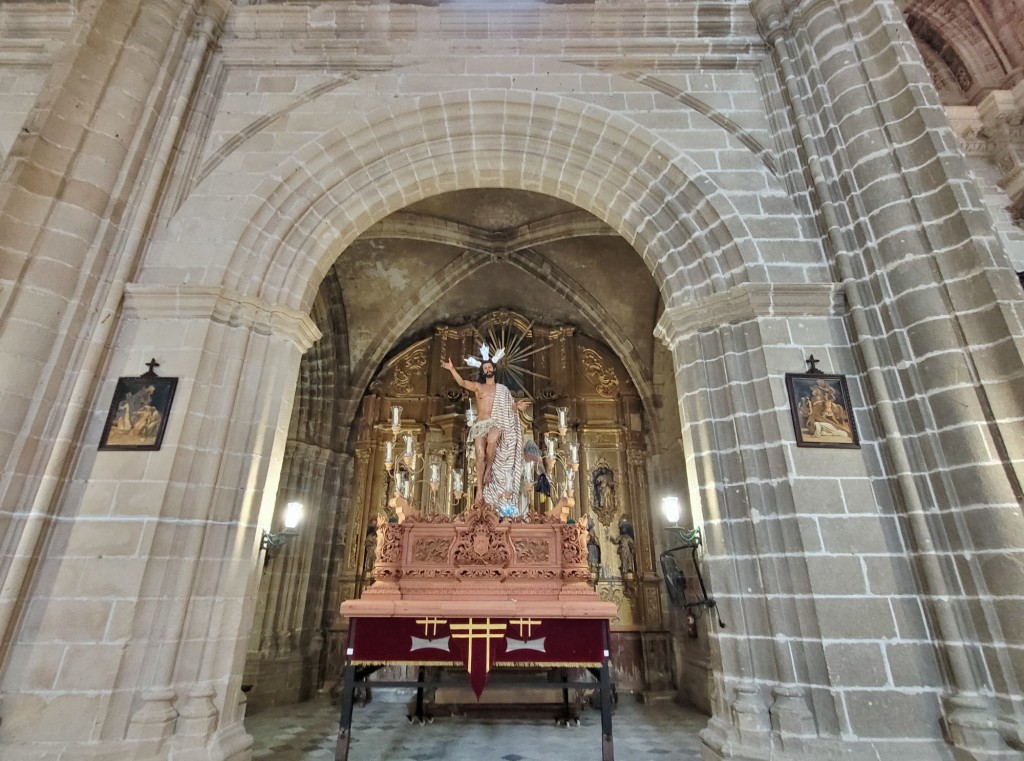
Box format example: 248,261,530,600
326,189,661,406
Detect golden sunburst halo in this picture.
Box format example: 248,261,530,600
466,320,550,398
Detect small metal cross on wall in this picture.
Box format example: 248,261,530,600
805,355,823,374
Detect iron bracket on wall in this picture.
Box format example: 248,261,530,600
660,528,726,629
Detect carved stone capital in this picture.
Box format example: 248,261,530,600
123,284,322,351
749,0,789,45
655,283,843,349
978,90,1021,131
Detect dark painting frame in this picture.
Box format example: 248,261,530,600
98,376,177,451
785,372,859,449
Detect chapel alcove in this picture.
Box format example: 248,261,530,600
241,189,701,714
325,309,673,695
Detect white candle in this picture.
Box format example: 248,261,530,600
546,436,556,458
524,461,535,481
466,403,476,426
452,471,463,493
384,440,394,465
403,433,414,461
557,407,568,430
569,442,579,464
430,463,441,485
391,405,402,428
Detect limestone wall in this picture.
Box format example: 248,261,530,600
0,4,74,165
0,1,1022,761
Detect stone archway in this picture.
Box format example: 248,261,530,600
243,178,695,707
140,88,823,757
216,89,821,313
0,77,831,761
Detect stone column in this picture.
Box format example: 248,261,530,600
0,0,230,690
751,0,1024,754
656,282,962,760
0,285,319,761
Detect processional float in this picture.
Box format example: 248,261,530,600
336,344,618,761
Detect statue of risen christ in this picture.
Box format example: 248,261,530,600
442,357,529,510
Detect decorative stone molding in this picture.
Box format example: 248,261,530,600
730,683,772,753
361,210,615,254
943,693,1015,755
654,282,843,348
0,10,72,65
223,2,761,44
123,284,322,351
126,689,178,750
978,83,1024,226
951,85,1024,227
769,685,816,750
175,685,218,739
947,105,999,159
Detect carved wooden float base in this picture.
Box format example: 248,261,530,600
342,503,617,619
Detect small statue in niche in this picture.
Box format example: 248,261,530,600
593,466,616,510
585,511,601,576
362,517,378,573
613,514,636,578
591,461,618,526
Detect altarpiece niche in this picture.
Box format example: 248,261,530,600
333,311,665,691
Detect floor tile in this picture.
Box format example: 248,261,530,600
246,694,707,760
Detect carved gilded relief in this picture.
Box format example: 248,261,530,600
387,345,429,397
452,508,513,568
580,347,619,397
598,584,634,626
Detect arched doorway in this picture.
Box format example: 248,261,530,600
242,189,694,711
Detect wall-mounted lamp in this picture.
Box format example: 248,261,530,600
261,501,303,566
658,495,726,631
661,495,681,525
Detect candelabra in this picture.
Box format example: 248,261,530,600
530,405,580,520
383,405,462,518
381,402,580,520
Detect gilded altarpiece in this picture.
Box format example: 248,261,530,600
333,311,666,691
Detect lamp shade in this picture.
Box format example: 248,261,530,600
283,501,303,530
661,496,681,524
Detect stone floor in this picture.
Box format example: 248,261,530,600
247,693,708,760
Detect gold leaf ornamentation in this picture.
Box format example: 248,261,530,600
580,348,619,398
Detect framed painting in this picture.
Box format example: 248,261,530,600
785,373,859,449
98,376,178,451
